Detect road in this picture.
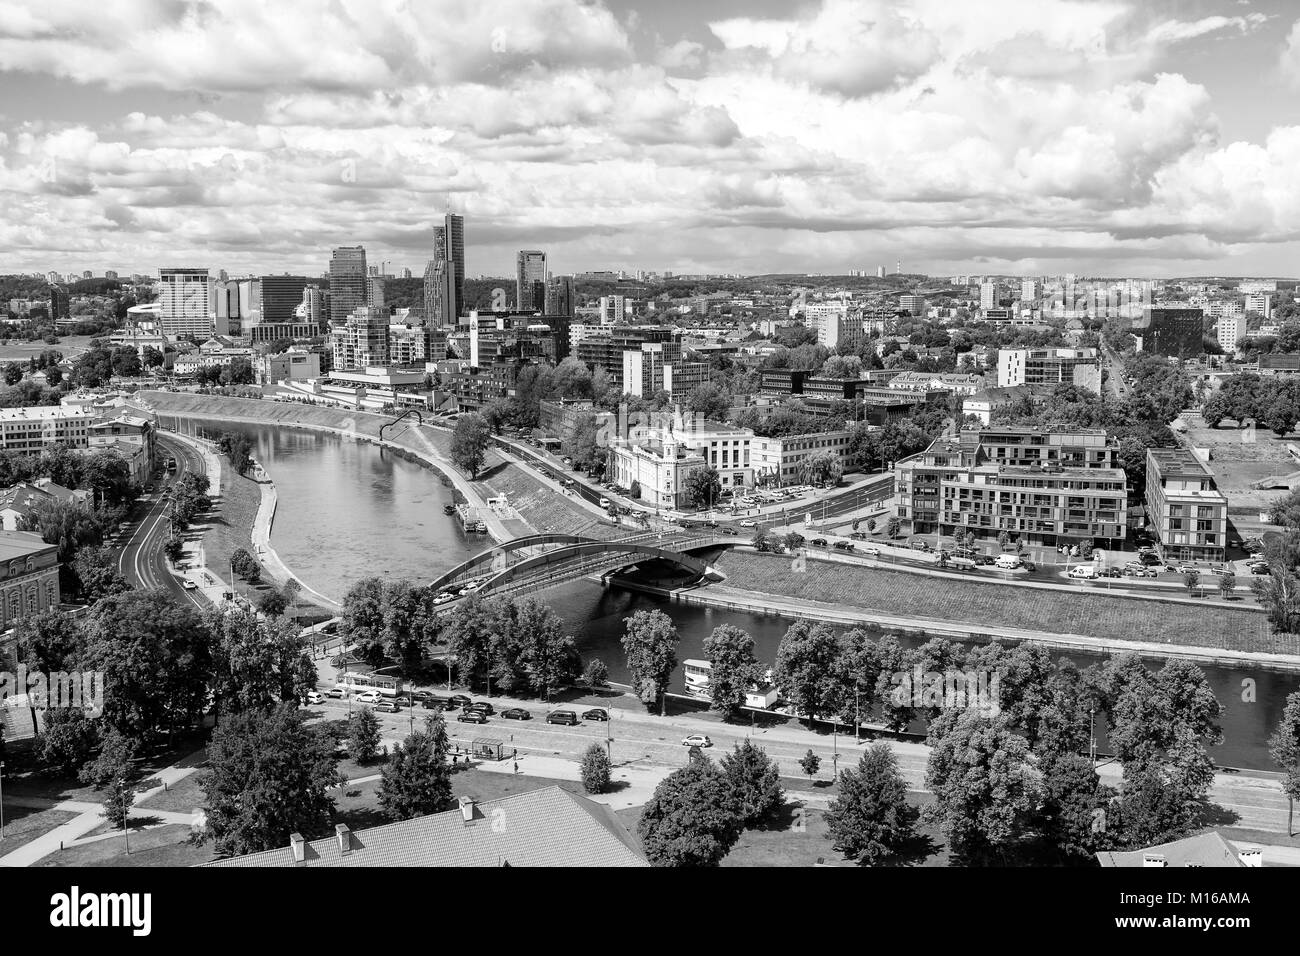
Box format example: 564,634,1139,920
1100,337,1129,401
308,689,1296,835
116,434,207,610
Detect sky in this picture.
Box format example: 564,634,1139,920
3,0,1300,279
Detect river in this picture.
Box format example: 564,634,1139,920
193,419,1298,772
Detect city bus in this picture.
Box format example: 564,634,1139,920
333,671,402,698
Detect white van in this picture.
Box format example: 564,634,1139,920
994,554,1022,570
1068,565,1097,580
598,496,611,508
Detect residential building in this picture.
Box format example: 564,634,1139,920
157,267,213,338
203,787,647,868
997,347,1101,393
1020,279,1038,303
895,425,1128,548
443,213,465,320
87,412,156,485
599,295,627,325
0,480,90,531
1245,292,1273,317
577,326,678,390
0,406,95,451
1216,314,1240,353
330,306,390,371
0,531,62,631
328,246,368,326
622,342,682,397
1144,447,1227,562
1134,307,1205,359
516,250,547,311
962,384,1056,425
980,281,997,311
662,362,711,402
887,371,986,396
423,255,456,328
753,430,856,485
898,295,926,315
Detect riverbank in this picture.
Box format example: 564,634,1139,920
249,475,342,613
604,549,1300,669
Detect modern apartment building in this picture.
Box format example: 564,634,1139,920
599,296,627,325
444,213,465,320
980,282,997,312
516,250,547,311
1216,314,1240,354
1144,447,1227,562
157,267,213,338
328,247,368,326
621,342,683,397
662,362,711,402
997,347,1101,393
330,306,389,370
576,326,678,390
894,425,1128,548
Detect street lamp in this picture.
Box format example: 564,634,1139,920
1089,708,1097,766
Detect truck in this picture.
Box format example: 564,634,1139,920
995,554,1023,570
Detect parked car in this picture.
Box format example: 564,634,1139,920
911,541,934,552
811,538,828,547
423,697,449,710
1251,563,1272,575
433,593,455,605
849,531,869,540
704,520,719,528
546,710,579,725
832,541,855,552
1171,565,1199,576
182,580,199,591
682,734,713,748
582,708,609,721
501,708,531,720
1098,568,1122,578
975,555,995,566
739,519,757,528
355,691,382,704
448,694,472,707
457,710,489,724
326,687,345,699
304,691,324,705
720,527,738,535
376,698,401,713
465,702,495,715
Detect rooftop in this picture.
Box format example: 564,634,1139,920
202,786,648,868
1097,830,1257,868
0,530,57,561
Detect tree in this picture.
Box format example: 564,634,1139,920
582,659,609,688
924,711,1041,863
79,729,138,829
621,609,679,715
1108,762,1200,849
256,587,290,617
580,742,613,794
799,749,821,783
1038,752,1111,861
701,625,761,721
199,704,341,856
797,450,842,487
773,620,842,726
1268,691,1300,836
825,743,919,865
230,547,259,580
685,383,732,421
79,590,213,741
347,706,382,762
1253,570,1300,633
637,758,744,867
378,715,454,820
36,707,101,776
450,413,492,479
70,545,131,602
218,432,254,476
720,739,784,827
45,366,63,388
4,362,23,386
685,466,722,510
209,606,315,719
884,516,900,538
1218,571,1236,600
1183,569,1200,596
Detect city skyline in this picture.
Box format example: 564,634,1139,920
3,0,1300,278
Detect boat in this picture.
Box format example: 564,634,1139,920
443,504,456,516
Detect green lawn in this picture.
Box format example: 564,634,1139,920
0,807,80,857
135,772,206,816
37,825,215,868
715,551,1297,655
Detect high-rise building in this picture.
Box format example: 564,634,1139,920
516,250,546,311
328,247,368,325
980,281,997,311
1020,279,1038,303
444,213,465,320
260,276,310,325
1145,447,1227,563
402,267,412,279
1216,314,1240,353
545,275,576,316
48,285,69,321
423,257,455,328
104,270,118,280
330,306,389,370
157,267,213,338
367,276,386,311
212,277,249,337
599,295,626,325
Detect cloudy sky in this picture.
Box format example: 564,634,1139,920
3,0,1300,279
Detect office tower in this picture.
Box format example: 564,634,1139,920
329,246,368,325
423,257,455,328
545,274,576,316
260,275,309,325
444,213,465,320
402,267,412,279
516,250,547,310
1134,307,1205,359
157,267,214,338
48,285,69,321
212,277,247,336
367,275,386,311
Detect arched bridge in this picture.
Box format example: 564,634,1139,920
430,531,733,603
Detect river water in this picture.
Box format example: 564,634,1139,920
194,419,1298,772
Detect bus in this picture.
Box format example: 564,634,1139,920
333,671,402,698
682,659,779,709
